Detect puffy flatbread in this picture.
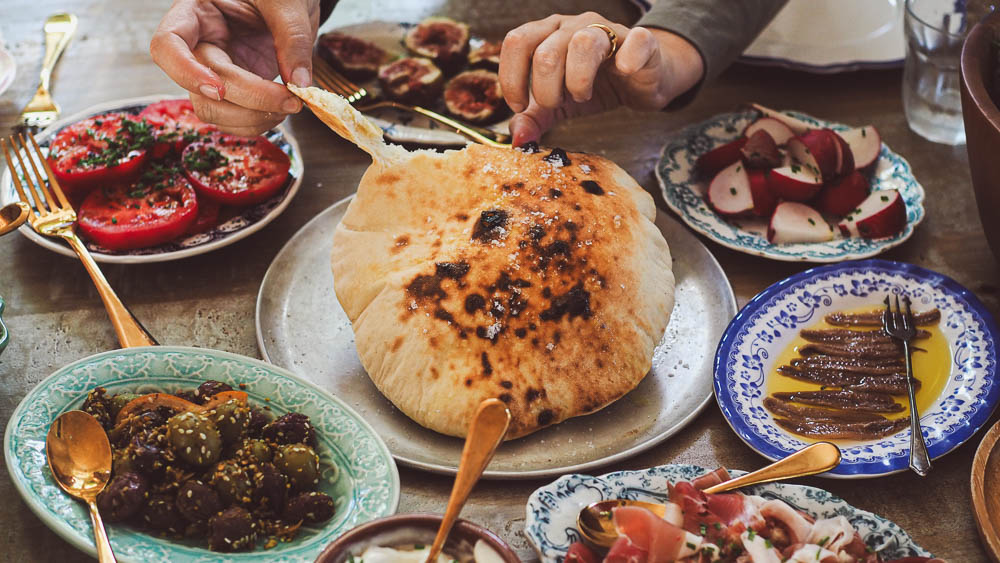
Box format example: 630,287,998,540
289,85,675,439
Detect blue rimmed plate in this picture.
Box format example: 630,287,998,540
524,464,931,563
656,110,925,262
4,346,400,562
0,95,304,264
715,259,999,478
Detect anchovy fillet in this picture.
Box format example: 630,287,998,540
825,308,941,327
773,390,905,413
763,396,886,423
773,416,910,440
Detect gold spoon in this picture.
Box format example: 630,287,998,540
46,410,117,562
0,202,30,236
426,399,511,563
577,441,841,548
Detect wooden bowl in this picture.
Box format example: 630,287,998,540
960,10,1000,264
314,513,521,563
972,418,1000,562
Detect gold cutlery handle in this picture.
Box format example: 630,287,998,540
702,442,841,494
65,234,157,348
406,104,510,147
87,499,117,563
39,13,78,93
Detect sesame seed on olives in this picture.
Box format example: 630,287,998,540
166,411,222,467
273,443,320,492
208,506,258,552
283,491,336,524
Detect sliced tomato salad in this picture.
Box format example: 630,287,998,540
76,161,199,250
47,112,154,201
184,196,221,235
182,134,291,206
139,99,218,157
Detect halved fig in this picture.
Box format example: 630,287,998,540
816,170,870,217
695,137,748,177
317,31,390,80
377,57,444,105
836,126,882,170
838,190,906,238
443,70,507,123
405,17,470,72
740,130,782,169
744,117,795,145
768,202,834,244
707,161,754,217
468,40,501,69
766,165,824,202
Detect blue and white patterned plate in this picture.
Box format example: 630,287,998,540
3,346,400,562
0,95,305,264
715,259,1000,478
525,464,931,563
655,110,925,262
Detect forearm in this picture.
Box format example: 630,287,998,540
650,28,704,109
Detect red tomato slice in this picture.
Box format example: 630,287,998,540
181,134,291,206
47,112,152,201
184,197,221,235
77,162,198,250
139,99,217,157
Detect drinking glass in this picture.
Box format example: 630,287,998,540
903,0,970,145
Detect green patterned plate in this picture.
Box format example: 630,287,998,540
4,346,400,562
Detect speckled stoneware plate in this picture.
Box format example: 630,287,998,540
0,95,305,264
524,464,932,563
656,110,925,262
256,197,735,479
3,346,400,563
715,259,1000,478
314,21,510,146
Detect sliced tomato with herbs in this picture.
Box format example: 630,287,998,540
139,99,217,157
47,112,154,201
181,134,291,206
184,196,221,235
77,161,198,250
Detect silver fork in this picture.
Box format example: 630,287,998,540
883,295,932,476
18,13,78,130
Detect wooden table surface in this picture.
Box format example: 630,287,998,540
1,1,998,561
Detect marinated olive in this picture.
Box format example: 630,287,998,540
111,448,136,477
235,438,272,464
96,472,148,522
251,462,287,515
208,506,258,552
283,491,336,524
210,460,253,506
126,433,168,479
176,480,223,524
246,407,272,438
81,387,114,429
109,392,141,419
262,413,316,447
206,398,250,445
142,493,186,535
166,411,222,467
273,443,320,491
195,380,234,404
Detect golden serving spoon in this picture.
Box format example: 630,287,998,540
0,202,30,236
577,441,841,548
426,399,511,563
46,410,117,562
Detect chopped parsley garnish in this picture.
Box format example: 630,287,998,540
818,536,830,547
700,524,707,536
713,522,722,530
685,542,697,550
881,195,889,202
414,544,424,550
791,164,801,174
75,117,156,169
730,187,737,195
808,218,816,225
816,547,822,559
747,529,756,540
765,539,773,548
861,128,867,137
183,145,228,172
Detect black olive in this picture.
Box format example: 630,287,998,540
261,413,316,447
142,493,186,535
208,506,258,552
81,387,114,429
176,480,223,524
246,407,272,438
96,472,148,522
251,462,287,515
194,380,234,404
283,491,336,524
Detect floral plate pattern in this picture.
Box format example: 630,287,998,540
3,346,400,563
0,95,305,264
715,259,999,477
655,110,925,262
524,464,931,563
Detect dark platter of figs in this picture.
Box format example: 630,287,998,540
315,18,510,125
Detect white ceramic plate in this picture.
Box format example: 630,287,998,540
0,31,15,96
656,109,925,262
0,95,304,264
525,464,932,563
315,21,510,146
256,197,735,478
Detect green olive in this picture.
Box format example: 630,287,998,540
210,460,253,506
273,444,320,491
166,411,222,467
206,399,250,446
239,438,272,464
109,393,141,420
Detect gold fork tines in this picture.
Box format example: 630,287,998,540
310,55,511,147
1,132,157,348
19,13,78,129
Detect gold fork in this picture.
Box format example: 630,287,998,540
19,13,78,130
1,132,157,348
311,55,511,147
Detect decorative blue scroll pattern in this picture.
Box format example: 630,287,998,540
715,259,999,477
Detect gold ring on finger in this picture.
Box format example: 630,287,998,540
586,23,619,61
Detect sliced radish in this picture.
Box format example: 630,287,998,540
838,190,906,238
836,126,881,170
766,165,824,202
748,169,777,217
750,104,814,135
816,170,869,216
707,161,754,217
744,117,796,146
768,202,834,244
740,130,782,169
787,129,841,180
832,132,855,178
696,137,748,177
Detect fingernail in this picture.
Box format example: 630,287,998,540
282,98,301,113
198,84,221,101
509,101,525,113
291,67,311,88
